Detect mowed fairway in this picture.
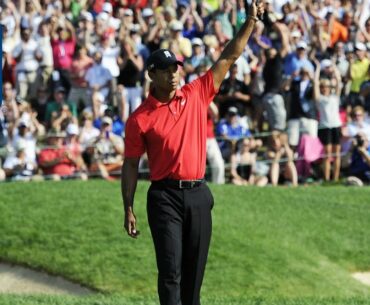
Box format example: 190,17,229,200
0,181,370,304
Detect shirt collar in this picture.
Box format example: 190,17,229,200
147,89,184,109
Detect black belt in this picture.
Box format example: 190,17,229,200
152,178,205,189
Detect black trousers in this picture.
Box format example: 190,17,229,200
147,182,214,305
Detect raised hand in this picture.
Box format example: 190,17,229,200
248,0,265,20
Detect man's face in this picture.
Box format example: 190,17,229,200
101,122,112,132
353,110,364,122
3,83,13,99
48,137,61,146
335,42,344,54
227,113,238,125
21,29,31,41
356,49,366,60
18,126,27,136
267,48,277,59
54,91,65,102
193,45,202,55
320,81,331,96
94,53,103,65
149,64,180,92
170,29,181,38
297,48,306,58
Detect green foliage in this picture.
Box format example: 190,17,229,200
0,181,370,303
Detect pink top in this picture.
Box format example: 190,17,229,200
52,38,76,70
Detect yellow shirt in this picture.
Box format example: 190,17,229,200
204,0,220,12
350,58,370,93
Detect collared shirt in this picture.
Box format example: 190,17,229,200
85,64,113,98
350,58,370,93
124,70,217,180
38,147,76,176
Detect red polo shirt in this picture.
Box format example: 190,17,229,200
124,70,217,180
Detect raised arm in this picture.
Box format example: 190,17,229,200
313,59,321,102
121,157,141,238
332,63,342,96
272,22,291,58
211,0,264,90
65,18,76,40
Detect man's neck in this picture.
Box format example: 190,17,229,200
152,88,176,103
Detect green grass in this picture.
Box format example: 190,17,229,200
0,181,370,304
1,295,370,305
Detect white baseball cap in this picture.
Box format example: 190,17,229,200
81,11,93,22
142,8,154,17
66,124,79,135
170,20,183,31
228,106,238,115
296,41,308,50
320,59,332,69
102,2,113,13
124,8,134,16
355,42,367,51
291,30,301,38
191,37,203,46
102,116,113,125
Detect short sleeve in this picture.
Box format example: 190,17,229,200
124,117,146,158
183,70,218,107
216,122,227,136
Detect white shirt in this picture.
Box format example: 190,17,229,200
317,94,342,128
12,39,39,72
79,126,100,150
347,121,370,142
12,133,37,164
100,46,120,77
2,14,16,37
36,35,54,67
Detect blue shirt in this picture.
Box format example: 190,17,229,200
94,117,125,137
284,52,314,76
350,145,370,175
216,118,251,139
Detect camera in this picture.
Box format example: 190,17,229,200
355,134,365,148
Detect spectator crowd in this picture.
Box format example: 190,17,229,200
1,0,370,185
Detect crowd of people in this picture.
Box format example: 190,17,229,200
1,0,370,185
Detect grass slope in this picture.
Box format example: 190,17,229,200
0,181,370,301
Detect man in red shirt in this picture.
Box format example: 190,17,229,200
39,132,86,180
121,1,264,304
